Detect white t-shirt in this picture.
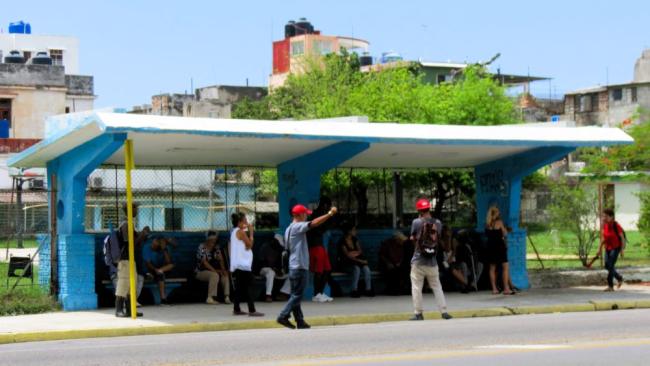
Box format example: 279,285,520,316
229,227,253,272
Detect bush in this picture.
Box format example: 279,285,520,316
0,288,59,316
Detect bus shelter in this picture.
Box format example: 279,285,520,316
8,111,633,311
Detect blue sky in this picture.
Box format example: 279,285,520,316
3,0,648,109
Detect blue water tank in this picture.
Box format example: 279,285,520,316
8,21,31,34
0,120,9,138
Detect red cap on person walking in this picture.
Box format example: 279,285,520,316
415,198,431,211
291,204,313,216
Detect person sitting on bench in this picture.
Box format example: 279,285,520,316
338,222,373,298
379,232,411,296
256,234,291,302
143,236,176,305
195,231,231,305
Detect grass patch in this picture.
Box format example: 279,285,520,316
0,238,39,249
0,262,59,316
526,230,650,270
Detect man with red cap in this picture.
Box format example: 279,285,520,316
409,198,452,321
277,203,338,329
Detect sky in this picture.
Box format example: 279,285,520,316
2,0,649,109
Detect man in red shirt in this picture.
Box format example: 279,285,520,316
597,208,626,291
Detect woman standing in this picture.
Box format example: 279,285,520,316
598,208,625,291
485,205,514,295
229,213,264,316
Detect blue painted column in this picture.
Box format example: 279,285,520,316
475,146,574,289
46,133,126,310
277,141,369,299
278,141,370,228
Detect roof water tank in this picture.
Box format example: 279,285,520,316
295,17,312,35
8,21,31,34
31,51,53,65
381,51,403,64
4,50,25,64
285,20,296,38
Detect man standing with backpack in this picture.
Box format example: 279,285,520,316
277,204,337,330
409,198,452,321
115,203,150,318
598,208,627,291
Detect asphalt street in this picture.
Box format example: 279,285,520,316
1,309,649,366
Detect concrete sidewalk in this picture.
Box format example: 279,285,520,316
1,285,650,344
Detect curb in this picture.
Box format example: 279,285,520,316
1,301,649,345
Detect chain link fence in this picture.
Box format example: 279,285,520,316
85,166,279,233
0,189,49,241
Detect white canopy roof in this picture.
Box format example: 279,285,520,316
9,112,634,169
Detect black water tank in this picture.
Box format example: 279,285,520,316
296,17,312,35
31,51,53,65
360,52,373,66
285,20,296,38
4,50,25,64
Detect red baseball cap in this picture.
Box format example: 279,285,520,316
291,204,312,216
415,198,431,211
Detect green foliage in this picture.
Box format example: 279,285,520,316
234,51,520,223
638,190,650,250
522,171,550,190
254,170,278,201
581,108,650,175
547,181,600,266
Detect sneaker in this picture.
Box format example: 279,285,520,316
160,298,171,306
441,312,453,320
312,293,327,303
350,290,361,298
223,296,232,304
206,297,219,305
296,321,311,329
409,313,424,321
277,317,296,329
617,277,624,289
322,293,334,302
265,295,273,303
364,289,375,297
233,310,248,316
248,311,265,317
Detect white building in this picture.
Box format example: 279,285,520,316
0,32,79,74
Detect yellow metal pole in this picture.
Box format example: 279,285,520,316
124,139,137,319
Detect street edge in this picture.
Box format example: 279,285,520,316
1,301,649,345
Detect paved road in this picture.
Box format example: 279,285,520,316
1,309,649,366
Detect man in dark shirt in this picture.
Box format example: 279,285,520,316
379,232,410,295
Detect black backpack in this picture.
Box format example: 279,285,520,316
417,222,438,258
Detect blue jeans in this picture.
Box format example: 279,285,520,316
352,265,372,291
605,248,623,288
279,269,308,322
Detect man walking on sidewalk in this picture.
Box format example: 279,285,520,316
277,204,337,330
409,198,452,321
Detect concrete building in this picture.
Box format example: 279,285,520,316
0,22,94,190
270,18,370,88
563,49,650,127
131,85,266,118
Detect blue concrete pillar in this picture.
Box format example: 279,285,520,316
475,147,574,289
278,141,370,229
46,133,126,310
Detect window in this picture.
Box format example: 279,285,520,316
65,107,70,114
101,207,119,230
631,87,638,103
591,94,599,112
0,99,11,126
49,49,63,66
437,74,447,84
164,208,183,231
312,40,332,55
578,95,593,112
612,88,623,101
291,41,304,56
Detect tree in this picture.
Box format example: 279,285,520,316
638,191,650,251
580,108,650,175
234,51,520,223
548,181,600,266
